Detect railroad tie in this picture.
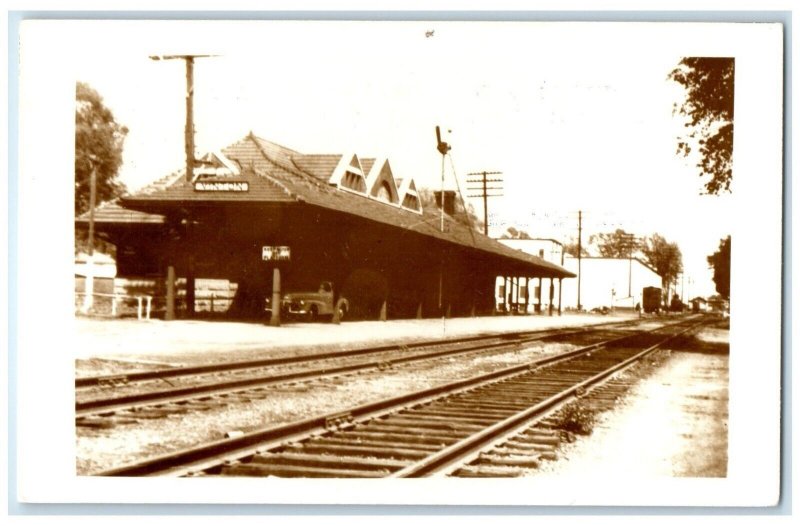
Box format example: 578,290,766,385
221,462,387,478
249,451,408,472
454,465,527,478
476,453,541,469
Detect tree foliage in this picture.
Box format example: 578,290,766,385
75,82,128,216
641,233,683,291
500,226,532,240
563,242,587,257
669,57,735,194
417,187,484,233
590,229,639,258
707,235,731,300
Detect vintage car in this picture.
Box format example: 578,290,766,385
265,281,349,322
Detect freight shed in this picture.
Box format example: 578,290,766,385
76,133,574,322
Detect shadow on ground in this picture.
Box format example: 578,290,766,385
664,334,730,355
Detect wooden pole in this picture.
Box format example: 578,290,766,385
270,267,281,326
165,265,175,320
558,277,562,315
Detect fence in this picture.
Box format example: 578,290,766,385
75,292,154,320
75,289,237,320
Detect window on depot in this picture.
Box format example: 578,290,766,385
376,181,393,203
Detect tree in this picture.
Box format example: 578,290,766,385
563,237,590,257
669,57,735,194
500,226,532,240
641,234,683,295
707,235,731,300
590,229,639,258
417,187,484,233
75,82,128,217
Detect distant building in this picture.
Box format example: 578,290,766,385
561,256,662,311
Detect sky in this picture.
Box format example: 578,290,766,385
29,20,752,298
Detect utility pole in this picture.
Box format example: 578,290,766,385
150,54,217,182
577,210,582,311
81,158,98,314
619,232,638,298
467,171,503,236
150,54,216,318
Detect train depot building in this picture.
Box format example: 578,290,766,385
77,133,574,323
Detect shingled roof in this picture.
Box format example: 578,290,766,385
115,134,574,278
76,200,166,225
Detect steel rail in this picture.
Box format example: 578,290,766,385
389,320,705,477
76,322,637,417
76,319,642,388
95,318,699,477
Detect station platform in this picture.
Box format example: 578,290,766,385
74,312,638,365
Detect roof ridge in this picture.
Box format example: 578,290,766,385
248,133,332,191
248,133,302,155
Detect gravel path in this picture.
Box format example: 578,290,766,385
539,337,729,477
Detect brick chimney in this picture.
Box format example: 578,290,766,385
433,190,456,216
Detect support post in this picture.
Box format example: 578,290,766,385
548,278,554,316
416,301,423,319
558,278,563,315
523,277,529,314
504,276,510,313
538,277,543,313
270,267,281,327
165,265,176,321
510,276,516,313
186,273,195,318
380,299,387,321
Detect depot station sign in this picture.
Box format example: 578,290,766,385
263,245,291,261
194,180,249,192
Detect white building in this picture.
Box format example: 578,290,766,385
560,256,662,311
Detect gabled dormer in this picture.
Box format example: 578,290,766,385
328,153,367,194
397,177,423,214
365,158,400,205
193,151,241,181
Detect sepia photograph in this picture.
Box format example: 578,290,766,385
14,17,784,508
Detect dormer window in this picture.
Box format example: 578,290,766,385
343,170,367,193
329,153,368,194
376,181,393,203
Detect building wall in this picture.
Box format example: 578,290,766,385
560,257,662,311
498,239,564,265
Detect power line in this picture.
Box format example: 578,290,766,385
466,171,503,236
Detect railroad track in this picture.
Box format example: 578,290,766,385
95,316,707,477
75,319,646,423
